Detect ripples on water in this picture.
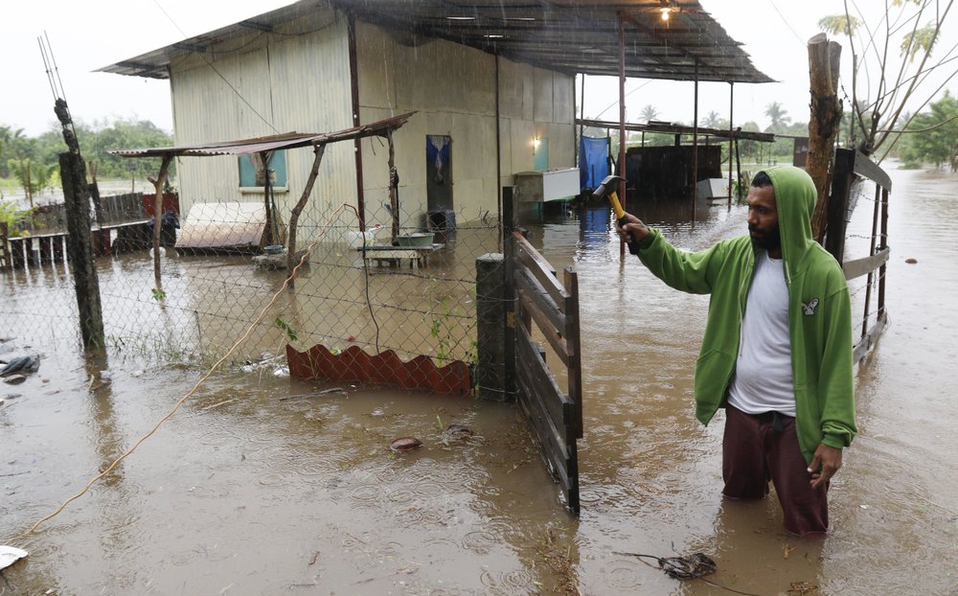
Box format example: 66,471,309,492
4,167,958,594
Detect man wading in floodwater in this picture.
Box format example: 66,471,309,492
616,166,856,536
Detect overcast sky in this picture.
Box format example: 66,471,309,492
3,0,956,137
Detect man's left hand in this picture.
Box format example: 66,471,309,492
808,443,842,489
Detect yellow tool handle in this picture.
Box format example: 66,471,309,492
607,190,627,222
607,189,641,255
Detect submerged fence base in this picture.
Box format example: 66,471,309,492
286,344,471,395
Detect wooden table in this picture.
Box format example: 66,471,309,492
357,243,443,269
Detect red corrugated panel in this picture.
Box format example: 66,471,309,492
287,344,471,396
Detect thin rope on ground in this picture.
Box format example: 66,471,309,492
14,204,350,540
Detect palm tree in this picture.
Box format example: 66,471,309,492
701,110,723,128
640,104,659,123
764,102,791,132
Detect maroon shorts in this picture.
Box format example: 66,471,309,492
722,404,829,536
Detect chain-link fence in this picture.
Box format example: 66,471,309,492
1,191,503,379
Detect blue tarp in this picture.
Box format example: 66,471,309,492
579,136,610,191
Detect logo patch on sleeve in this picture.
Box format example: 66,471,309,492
802,298,820,316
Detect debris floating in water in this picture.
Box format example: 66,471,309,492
441,423,475,444
390,437,422,453
613,550,717,581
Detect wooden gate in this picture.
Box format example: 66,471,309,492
504,188,583,514
824,148,890,362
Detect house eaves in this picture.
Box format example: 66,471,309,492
97,0,773,85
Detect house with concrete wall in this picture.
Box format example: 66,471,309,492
104,1,575,236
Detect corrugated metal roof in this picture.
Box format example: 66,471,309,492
109,112,414,158
98,0,773,85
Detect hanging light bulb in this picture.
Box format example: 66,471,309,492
660,7,671,21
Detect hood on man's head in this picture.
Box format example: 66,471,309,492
757,166,818,269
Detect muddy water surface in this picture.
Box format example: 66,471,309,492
3,164,957,595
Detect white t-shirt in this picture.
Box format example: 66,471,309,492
727,251,795,416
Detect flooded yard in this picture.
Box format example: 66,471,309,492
2,164,957,595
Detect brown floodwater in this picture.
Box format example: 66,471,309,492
2,163,957,595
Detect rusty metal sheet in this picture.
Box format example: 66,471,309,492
109,112,414,158
287,344,471,395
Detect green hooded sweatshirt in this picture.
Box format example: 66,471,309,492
634,166,856,464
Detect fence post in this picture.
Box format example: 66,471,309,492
824,148,855,264
501,186,518,402
60,151,105,349
476,253,507,401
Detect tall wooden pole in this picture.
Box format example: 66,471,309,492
807,33,843,243
692,60,699,222
728,82,734,208
55,98,104,349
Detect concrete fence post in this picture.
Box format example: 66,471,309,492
475,252,508,401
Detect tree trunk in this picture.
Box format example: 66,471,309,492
286,144,326,273
807,33,843,243
150,154,173,286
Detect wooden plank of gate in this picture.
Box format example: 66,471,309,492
516,288,569,366
842,247,890,281
515,235,569,306
516,360,579,512
516,323,575,433
563,266,583,439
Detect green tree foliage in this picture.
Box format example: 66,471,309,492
0,118,173,192
0,199,29,232
701,110,723,128
80,118,174,180
640,104,659,123
0,126,38,178
899,90,958,168
764,102,792,132
7,158,54,204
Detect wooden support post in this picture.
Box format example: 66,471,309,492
824,148,855,263
0,222,9,270
287,143,327,274
60,150,105,349
25,237,37,267
53,235,64,263
39,236,53,263
387,132,400,244
10,239,25,270
807,33,843,243
149,153,174,286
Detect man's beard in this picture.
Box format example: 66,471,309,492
749,223,781,253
